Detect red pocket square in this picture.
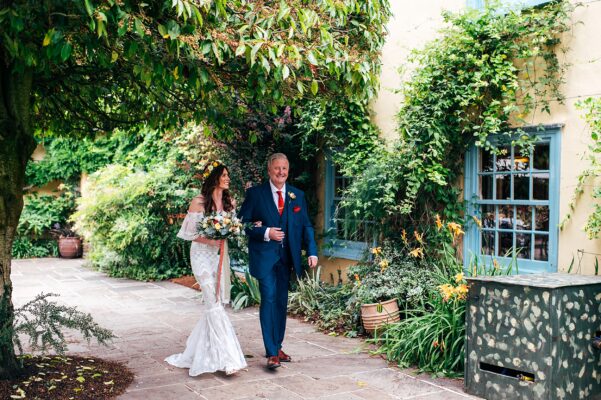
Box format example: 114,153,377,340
293,206,301,213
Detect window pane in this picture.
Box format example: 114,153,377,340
535,206,549,231
481,204,495,229
534,234,549,261
513,147,530,171
515,233,531,259
533,173,549,200
496,174,511,200
533,143,550,171
496,146,512,172
499,232,513,257
498,205,513,230
481,231,495,256
514,174,530,200
516,206,532,230
479,148,494,172
480,175,493,199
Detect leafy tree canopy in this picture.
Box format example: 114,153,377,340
1,0,390,139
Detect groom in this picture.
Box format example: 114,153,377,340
239,153,318,370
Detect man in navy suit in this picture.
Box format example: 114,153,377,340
239,153,318,370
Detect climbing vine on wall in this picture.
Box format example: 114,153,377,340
341,0,574,239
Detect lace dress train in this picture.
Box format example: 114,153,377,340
165,212,247,376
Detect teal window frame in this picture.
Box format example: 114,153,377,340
323,158,369,260
463,126,562,273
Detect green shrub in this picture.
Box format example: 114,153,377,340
72,163,195,280
12,238,58,259
369,225,517,377
12,188,77,259
349,241,434,309
231,269,261,310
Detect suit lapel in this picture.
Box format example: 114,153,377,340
262,182,281,222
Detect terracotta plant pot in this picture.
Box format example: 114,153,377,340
360,298,400,334
58,237,82,258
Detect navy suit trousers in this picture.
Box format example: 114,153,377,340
258,254,291,357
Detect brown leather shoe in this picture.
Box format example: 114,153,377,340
267,356,281,370
278,349,291,362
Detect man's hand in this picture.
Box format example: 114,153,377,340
268,227,285,241
308,256,318,269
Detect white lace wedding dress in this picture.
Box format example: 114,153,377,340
164,211,247,376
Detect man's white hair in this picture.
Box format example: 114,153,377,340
267,153,289,167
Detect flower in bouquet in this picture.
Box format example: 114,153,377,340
196,211,247,240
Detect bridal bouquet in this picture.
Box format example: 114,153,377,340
196,211,246,240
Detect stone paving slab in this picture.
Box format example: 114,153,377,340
10,258,482,400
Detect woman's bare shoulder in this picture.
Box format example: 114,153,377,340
188,195,205,212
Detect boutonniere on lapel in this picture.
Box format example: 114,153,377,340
288,192,296,200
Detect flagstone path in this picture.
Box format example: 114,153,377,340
11,258,482,400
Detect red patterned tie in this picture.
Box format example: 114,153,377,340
277,190,284,216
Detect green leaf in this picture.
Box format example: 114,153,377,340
282,64,290,80
60,43,72,61
250,42,263,66
235,43,246,56
158,24,168,39
84,0,94,16
76,376,85,383
42,33,51,47
307,51,318,66
311,80,318,95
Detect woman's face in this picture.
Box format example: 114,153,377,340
218,168,230,190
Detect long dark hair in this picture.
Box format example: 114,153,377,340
201,165,234,212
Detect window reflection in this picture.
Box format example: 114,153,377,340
534,234,549,261
515,206,532,230
515,233,531,259
496,174,511,200
533,143,550,170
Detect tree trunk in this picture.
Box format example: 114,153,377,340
0,53,36,379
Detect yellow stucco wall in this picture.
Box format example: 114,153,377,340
530,0,601,274
320,0,601,277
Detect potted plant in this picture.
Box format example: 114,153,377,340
350,244,434,335
52,223,82,258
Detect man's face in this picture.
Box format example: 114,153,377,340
268,158,289,188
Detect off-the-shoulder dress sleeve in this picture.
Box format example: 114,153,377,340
177,212,204,241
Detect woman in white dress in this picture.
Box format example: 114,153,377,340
165,162,247,376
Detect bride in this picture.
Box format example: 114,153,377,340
165,161,247,376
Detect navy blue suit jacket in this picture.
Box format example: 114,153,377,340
238,182,318,279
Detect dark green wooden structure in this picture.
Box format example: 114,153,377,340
465,273,601,400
